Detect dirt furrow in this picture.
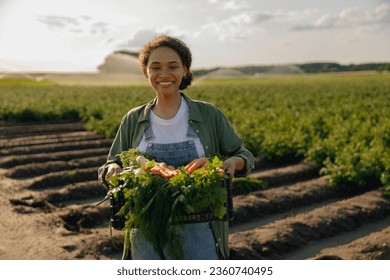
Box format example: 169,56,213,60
249,162,321,187
26,167,101,190
231,177,341,226
1,121,389,260
0,132,104,148
230,162,321,197
59,203,111,232
283,217,390,260
0,121,86,138
229,189,390,259
0,147,109,168
310,225,390,260
0,139,112,156
6,155,107,178
10,181,106,209
47,182,107,207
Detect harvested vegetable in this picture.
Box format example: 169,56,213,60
101,148,228,259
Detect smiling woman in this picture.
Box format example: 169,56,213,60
144,47,188,108
98,35,255,260
139,36,194,91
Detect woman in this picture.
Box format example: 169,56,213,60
98,35,254,259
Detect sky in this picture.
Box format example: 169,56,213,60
0,0,389,72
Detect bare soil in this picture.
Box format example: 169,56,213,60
0,121,389,260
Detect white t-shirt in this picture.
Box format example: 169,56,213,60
136,97,205,157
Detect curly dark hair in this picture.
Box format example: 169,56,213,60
139,35,193,90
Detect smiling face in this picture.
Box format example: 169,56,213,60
144,47,187,97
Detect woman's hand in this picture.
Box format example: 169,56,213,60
150,162,180,179
105,163,122,184
185,156,245,178
222,156,244,179
185,157,207,174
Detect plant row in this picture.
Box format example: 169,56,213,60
0,75,389,195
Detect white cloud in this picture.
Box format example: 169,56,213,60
118,29,160,49
90,22,110,34
374,3,390,21
36,15,114,35
118,26,187,50
1,0,389,72
222,0,249,11
316,7,367,28
201,12,259,40
36,15,78,29
200,9,314,40
294,4,390,30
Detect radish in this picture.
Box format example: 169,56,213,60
136,155,148,170
134,168,146,177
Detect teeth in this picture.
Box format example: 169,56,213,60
158,82,173,86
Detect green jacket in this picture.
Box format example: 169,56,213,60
99,93,255,259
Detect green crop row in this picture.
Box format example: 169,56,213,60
0,74,389,196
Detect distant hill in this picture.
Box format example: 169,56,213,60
197,68,247,79
193,62,390,77
97,51,390,77
297,62,390,73
97,51,142,74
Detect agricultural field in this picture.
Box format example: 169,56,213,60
0,72,389,259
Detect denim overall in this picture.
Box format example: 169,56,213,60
130,125,219,260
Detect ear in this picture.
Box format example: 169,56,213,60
182,66,188,77
143,68,148,78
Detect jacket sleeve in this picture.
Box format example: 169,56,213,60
215,107,255,177
106,114,131,165
97,114,131,188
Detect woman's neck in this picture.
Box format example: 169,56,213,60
153,93,182,119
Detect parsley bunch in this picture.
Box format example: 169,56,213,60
108,149,227,260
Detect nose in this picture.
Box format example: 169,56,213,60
160,69,169,76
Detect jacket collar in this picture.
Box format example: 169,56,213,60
181,93,203,123
137,93,204,124
137,98,156,124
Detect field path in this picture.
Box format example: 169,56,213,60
0,121,389,260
